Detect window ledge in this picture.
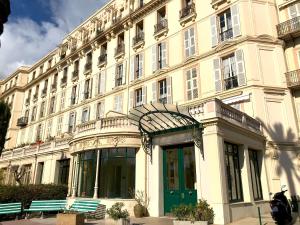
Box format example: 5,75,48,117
154,28,168,40
132,40,145,51
179,12,197,27
211,0,231,10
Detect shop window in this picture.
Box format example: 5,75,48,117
58,159,70,185
249,150,263,200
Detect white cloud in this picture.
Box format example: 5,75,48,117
0,0,106,79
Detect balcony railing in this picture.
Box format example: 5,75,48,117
42,88,47,96
100,116,130,129
33,94,38,101
51,83,57,91
98,54,107,66
179,3,196,20
61,77,67,86
25,98,30,105
84,62,92,73
17,117,28,127
224,75,238,90
154,19,168,35
219,28,233,42
72,70,79,80
133,32,145,46
115,44,125,57
277,16,300,39
286,69,300,88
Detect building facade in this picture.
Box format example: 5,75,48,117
0,0,300,224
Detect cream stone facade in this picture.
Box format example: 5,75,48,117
0,0,300,224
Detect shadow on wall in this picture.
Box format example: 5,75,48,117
258,119,300,198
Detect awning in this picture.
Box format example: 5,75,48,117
128,102,203,161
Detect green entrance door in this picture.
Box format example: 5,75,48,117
163,144,197,214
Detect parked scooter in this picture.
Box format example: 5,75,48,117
270,186,293,225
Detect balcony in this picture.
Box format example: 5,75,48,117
33,94,38,102
84,62,92,74
132,32,145,50
286,69,300,89
179,3,197,26
72,70,79,81
154,19,168,39
115,44,125,59
25,98,30,105
98,54,107,67
219,28,233,42
60,77,67,87
41,88,47,97
17,117,28,127
277,16,300,40
83,91,90,100
51,83,57,91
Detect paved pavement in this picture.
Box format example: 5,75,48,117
0,214,299,225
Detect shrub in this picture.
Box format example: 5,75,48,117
0,184,68,208
172,204,194,221
106,202,129,220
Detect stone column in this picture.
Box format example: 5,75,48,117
240,145,254,202
72,154,79,198
93,149,100,199
67,156,74,196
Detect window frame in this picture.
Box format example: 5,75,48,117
249,149,263,201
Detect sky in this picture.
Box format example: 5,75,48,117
0,0,106,79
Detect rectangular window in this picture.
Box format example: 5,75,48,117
184,27,196,58
57,159,70,185
186,68,198,100
84,79,90,99
46,120,52,139
36,162,44,184
135,88,143,107
81,108,89,123
289,3,300,18
60,91,65,110
219,9,233,42
158,42,167,69
98,71,106,95
96,102,104,120
222,54,238,90
40,101,45,118
49,97,56,114
224,142,243,202
57,116,63,135
36,124,43,141
68,112,76,133
40,65,44,75
31,106,37,121
135,54,143,79
249,150,263,200
158,79,167,103
114,95,123,113
115,64,123,87
71,85,77,105
43,79,48,95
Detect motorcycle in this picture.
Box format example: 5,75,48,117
270,189,293,225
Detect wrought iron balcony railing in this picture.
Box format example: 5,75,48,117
98,54,107,65
286,69,300,88
72,70,79,80
219,28,233,42
277,16,300,39
179,3,196,20
84,62,92,73
17,117,28,127
115,44,125,57
154,19,168,35
133,32,144,46
61,76,67,86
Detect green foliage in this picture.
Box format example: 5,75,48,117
0,184,68,208
106,202,129,220
172,200,215,223
0,101,11,156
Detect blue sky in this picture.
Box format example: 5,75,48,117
0,0,106,78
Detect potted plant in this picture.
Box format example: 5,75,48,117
106,202,130,225
56,211,84,225
172,200,214,225
130,190,150,218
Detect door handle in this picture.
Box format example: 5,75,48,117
189,191,193,195
181,193,185,199
170,191,174,195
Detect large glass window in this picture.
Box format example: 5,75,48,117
99,148,136,199
58,159,70,185
224,142,243,202
78,151,96,197
249,150,263,200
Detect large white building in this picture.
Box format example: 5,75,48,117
0,0,300,224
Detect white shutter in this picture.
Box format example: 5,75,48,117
139,53,144,78
166,76,172,104
100,101,105,118
94,73,99,96
152,45,157,73
142,86,147,104
152,82,157,103
112,67,116,88
235,49,246,86
184,29,190,58
77,83,81,102
186,70,192,100
210,15,218,47
114,96,118,111
161,42,167,68
99,70,106,95
213,58,222,92
129,91,134,109
190,27,196,56
231,4,241,38
130,56,135,82
122,61,126,85
119,94,123,113
89,78,93,98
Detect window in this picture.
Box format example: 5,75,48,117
213,49,245,92
224,142,243,202
46,120,52,139
115,64,124,87
25,110,29,118
132,53,143,80
71,85,77,105
42,79,48,95
98,43,107,65
289,3,300,18
52,73,58,90
48,59,52,69
135,88,143,107
96,102,104,120
49,96,56,114
130,86,147,108
21,164,32,185
186,68,198,100
73,60,79,78
32,71,36,80
57,116,63,135
81,108,89,123
31,106,37,121
139,0,144,7
97,71,106,95
57,159,70,185
152,42,167,72
159,79,167,103
249,150,263,200
85,52,92,72
84,79,91,99
63,67,68,79
68,112,76,133
114,94,123,113
40,101,45,118
184,27,196,58
36,124,43,141
133,21,144,46
39,65,44,75
36,162,44,184
34,85,39,100
60,91,65,110
210,5,241,47
115,33,125,56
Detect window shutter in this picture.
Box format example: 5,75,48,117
114,96,118,111
99,70,106,95
142,86,147,104
94,73,99,95
129,91,134,109
100,101,105,118
210,15,218,47
113,67,116,88
152,45,157,73
213,58,222,92
152,82,157,103
161,42,167,68
139,53,144,77
289,5,297,18
122,61,126,85
166,76,172,104
231,4,241,38
130,56,135,82
89,78,93,98
190,27,196,56
186,70,192,100
184,29,190,57
119,95,123,113
235,49,246,86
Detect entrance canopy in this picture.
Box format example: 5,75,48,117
128,102,203,161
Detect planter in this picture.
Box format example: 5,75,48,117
56,213,84,225
115,218,130,225
134,204,144,218
173,220,208,225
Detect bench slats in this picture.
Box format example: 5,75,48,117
0,202,21,215
24,200,67,213
70,200,100,213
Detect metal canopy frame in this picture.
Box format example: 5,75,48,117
128,102,203,162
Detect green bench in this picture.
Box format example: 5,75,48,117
69,200,100,213
24,200,67,218
0,202,22,219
